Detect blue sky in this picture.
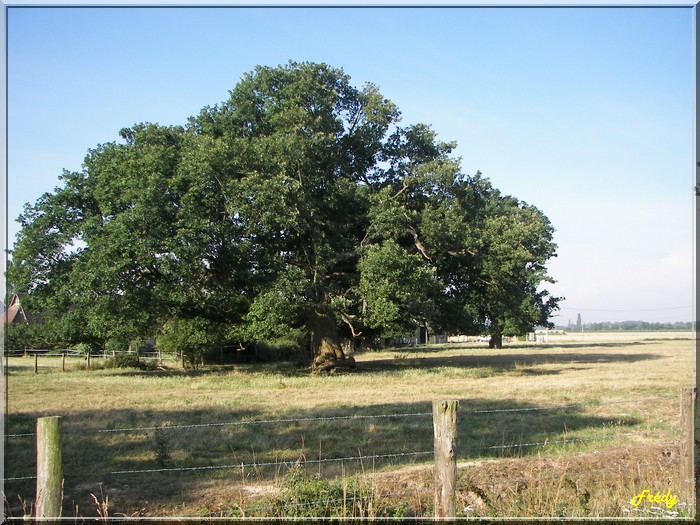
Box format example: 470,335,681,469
5,4,695,323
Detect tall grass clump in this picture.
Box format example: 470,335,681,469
270,466,381,518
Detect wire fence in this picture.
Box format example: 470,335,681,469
2,386,693,519
3,396,675,482
3,350,179,366
2,436,624,482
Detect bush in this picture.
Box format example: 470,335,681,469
73,342,101,355
248,329,309,364
105,352,155,370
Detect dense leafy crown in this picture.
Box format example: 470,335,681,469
8,61,561,360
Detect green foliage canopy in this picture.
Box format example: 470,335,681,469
8,61,561,362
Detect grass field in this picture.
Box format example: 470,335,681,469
2,332,695,519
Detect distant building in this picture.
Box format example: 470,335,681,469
2,294,28,325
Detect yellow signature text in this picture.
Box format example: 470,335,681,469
630,489,677,509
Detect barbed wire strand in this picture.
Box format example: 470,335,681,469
3,395,677,439
5,412,432,439
104,451,433,477
3,435,622,482
2,475,36,481
463,395,676,415
464,435,616,454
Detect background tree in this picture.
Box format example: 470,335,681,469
474,195,560,348
361,157,561,348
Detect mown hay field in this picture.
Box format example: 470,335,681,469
2,332,694,519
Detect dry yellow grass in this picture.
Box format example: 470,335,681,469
2,332,694,518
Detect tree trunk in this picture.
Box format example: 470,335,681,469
488,334,503,349
311,309,345,364
311,309,355,371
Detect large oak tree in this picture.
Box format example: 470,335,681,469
8,61,561,366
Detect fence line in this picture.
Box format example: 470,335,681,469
0,435,665,485
1,434,626,483
5,350,176,359
91,411,434,435
1,395,675,487
3,395,676,439
3,474,37,481
5,390,694,521
4,412,432,438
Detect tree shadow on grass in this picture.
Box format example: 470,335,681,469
90,342,665,381
355,349,665,375
3,395,648,519
368,340,651,355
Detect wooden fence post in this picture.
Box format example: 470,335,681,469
433,399,458,518
36,416,62,518
62,353,66,373
34,354,38,374
680,387,697,510
86,353,91,370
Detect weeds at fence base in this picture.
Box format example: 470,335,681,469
90,488,110,522
2,493,34,521
152,429,173,469
265,466,375,518
228,465,415,519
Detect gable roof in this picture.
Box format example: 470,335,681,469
3,294,28,325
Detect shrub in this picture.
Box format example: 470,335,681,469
74,342,101,355
104,352,155,370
